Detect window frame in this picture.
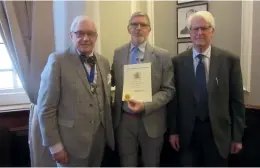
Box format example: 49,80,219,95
0,34,30,107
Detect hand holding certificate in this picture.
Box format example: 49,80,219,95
122,63,152,102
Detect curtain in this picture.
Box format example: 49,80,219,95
0,1,55,166
0,1,33,102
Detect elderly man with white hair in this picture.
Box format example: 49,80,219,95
37,15,114,167
168,11,245,166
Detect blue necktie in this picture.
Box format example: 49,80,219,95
130,47,139,64
195,54,209,120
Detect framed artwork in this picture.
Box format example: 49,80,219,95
177,3,208,39
177,0,207,5
177,0,196,5
177,42,193,54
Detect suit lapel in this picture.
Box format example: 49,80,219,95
68,47,93,95
143,43,156,75
208,46,220,91
118,44,131,92
121,44,130,65
95,53,109,103
119,44,130,70
143,43,154,63
183,49,197,101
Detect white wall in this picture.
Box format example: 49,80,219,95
53,1,155,65
99,1,131,64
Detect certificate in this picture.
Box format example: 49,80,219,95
122,63,152,102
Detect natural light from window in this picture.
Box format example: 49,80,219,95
0,35,23,90
0,34,29,107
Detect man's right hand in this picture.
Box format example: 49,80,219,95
52,150,68,164
169,134,180,151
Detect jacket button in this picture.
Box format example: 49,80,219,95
89,104,93,107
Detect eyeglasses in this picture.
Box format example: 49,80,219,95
130,22,150,28
73,31,97,38
190,26,212,33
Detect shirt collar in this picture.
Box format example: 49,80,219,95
130,41,147,53
193,45,211,59
77,50,94,57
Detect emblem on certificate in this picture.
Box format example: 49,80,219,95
134,72,141,79
124,94,131,101
122,63,152,102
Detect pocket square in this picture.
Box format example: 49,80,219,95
107,74,111,84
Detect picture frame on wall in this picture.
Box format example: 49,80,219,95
177,0,196,5
177,0,207,5
177,41,193,54
177,3,208,39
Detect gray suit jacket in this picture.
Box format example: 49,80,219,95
29,104,56,166
168,46,245,158
37,47,114,159
112,42,175,138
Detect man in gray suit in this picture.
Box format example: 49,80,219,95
37,16,114,167
111,12,175,166
168,11,245,166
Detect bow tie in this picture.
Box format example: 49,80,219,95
81,55,96,67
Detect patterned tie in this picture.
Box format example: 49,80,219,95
85,55,96,67
80,54,96,67
80,54,96,83
195,54,209,120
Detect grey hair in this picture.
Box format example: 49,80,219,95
187,11,215,30
70,15,95,32
128,11,151,27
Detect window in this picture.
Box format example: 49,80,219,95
0,34,30,106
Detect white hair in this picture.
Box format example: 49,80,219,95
70,15,94,32
187,11,215,30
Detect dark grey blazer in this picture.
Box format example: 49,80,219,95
112,42,175,138
168,46,245,158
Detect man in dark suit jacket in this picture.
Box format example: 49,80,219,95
168,11,245,166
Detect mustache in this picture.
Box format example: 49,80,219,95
80,42,92,45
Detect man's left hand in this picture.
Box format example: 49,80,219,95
231,142,243,154
127,99,144,113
